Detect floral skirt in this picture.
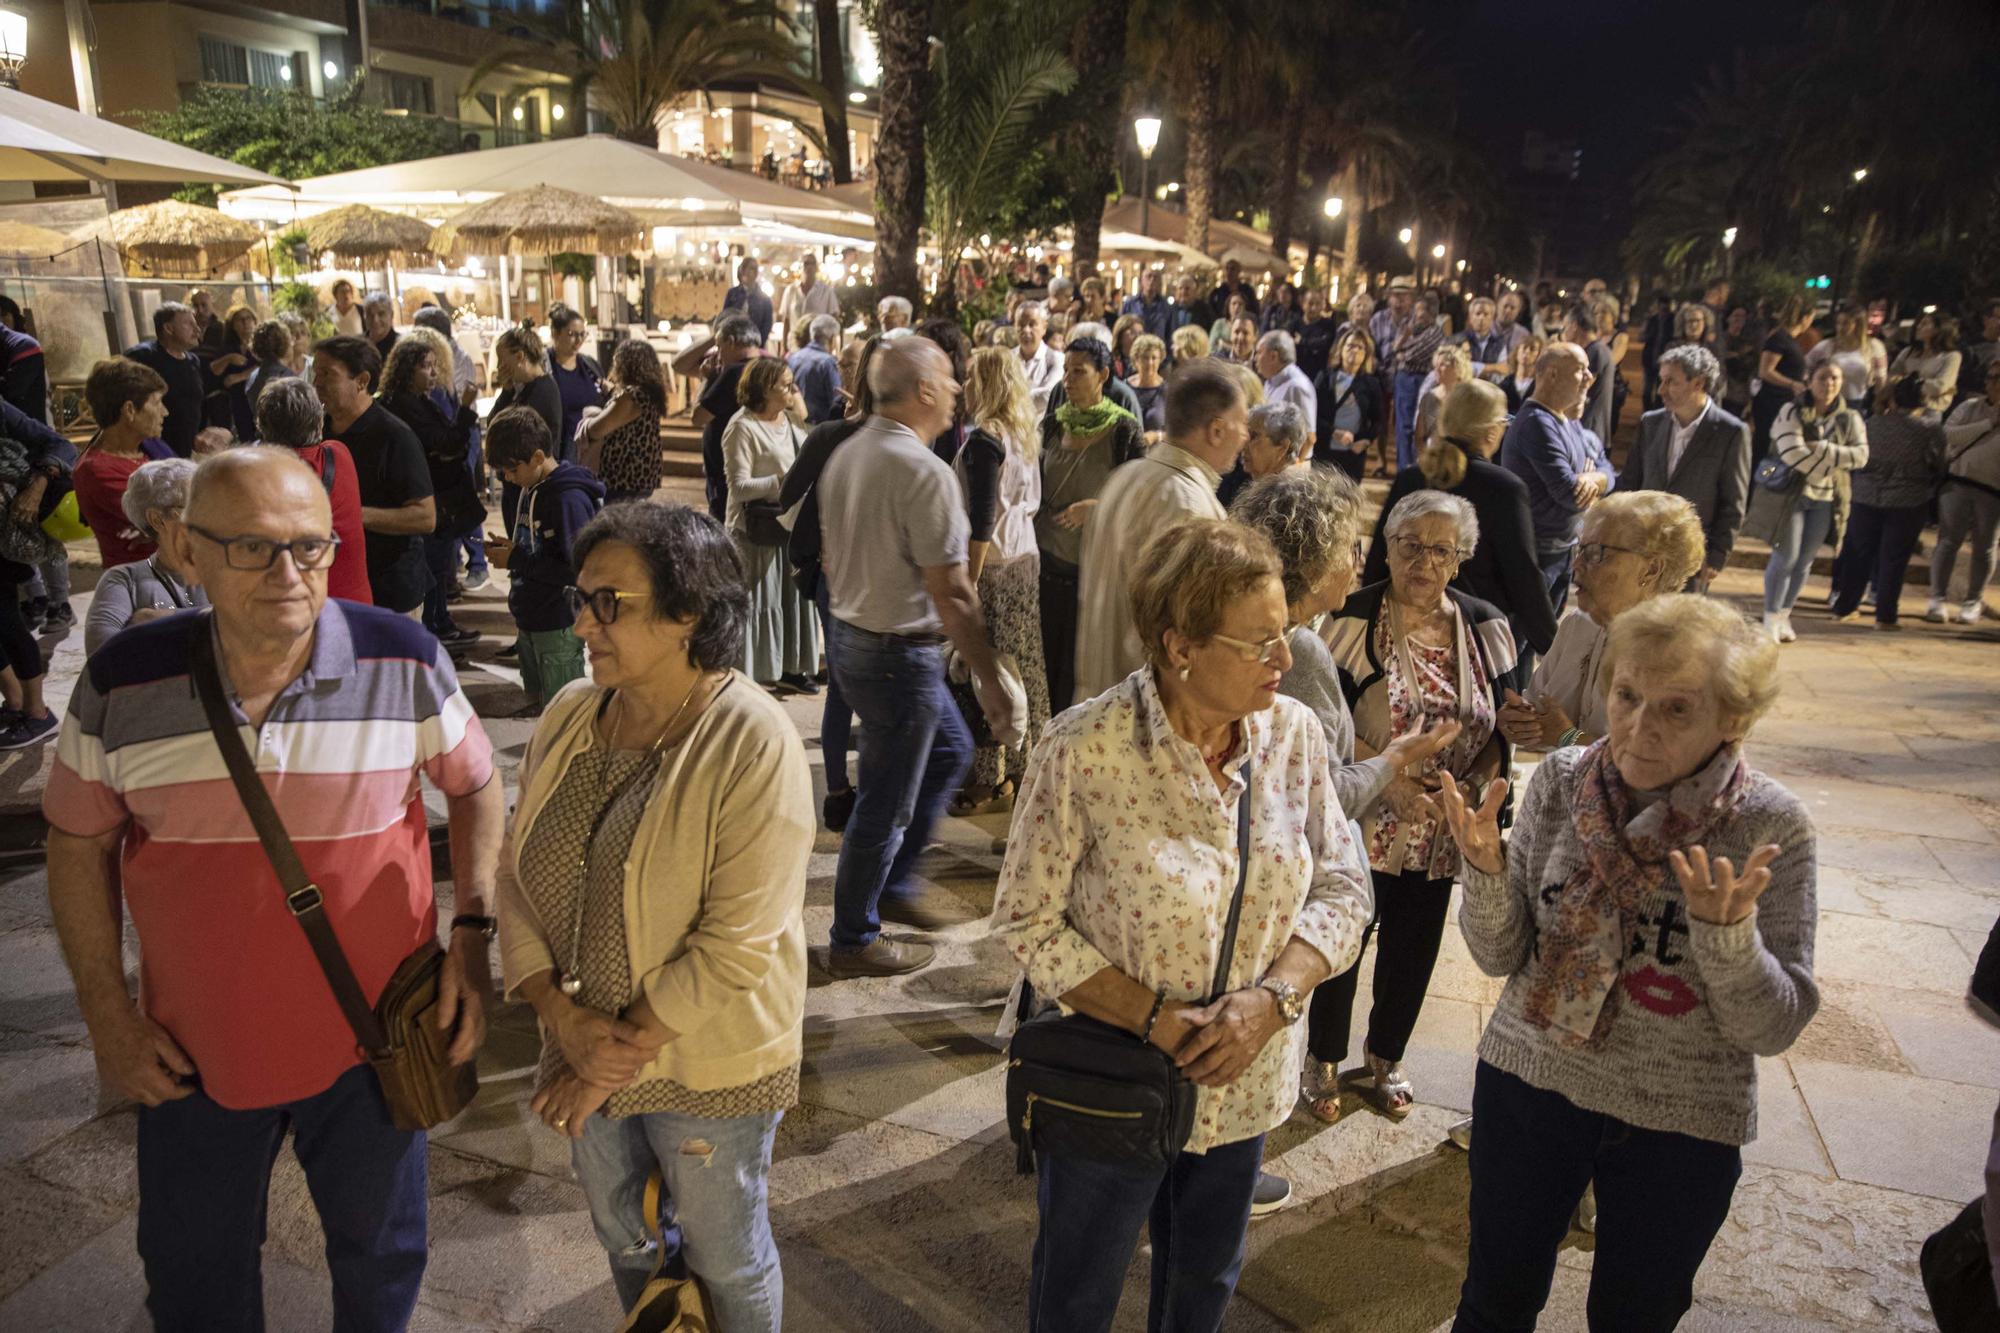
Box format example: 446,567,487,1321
968,553,1051,791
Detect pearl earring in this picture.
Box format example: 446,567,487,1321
1179,666,1191,682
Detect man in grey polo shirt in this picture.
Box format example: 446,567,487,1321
818,336,1020,977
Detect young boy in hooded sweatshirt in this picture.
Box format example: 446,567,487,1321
482,405,606,707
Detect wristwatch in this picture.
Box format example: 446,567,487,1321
451,913,498,941
1257,976,1305,1025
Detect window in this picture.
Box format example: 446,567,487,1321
199,35,293,89
381,71,435,115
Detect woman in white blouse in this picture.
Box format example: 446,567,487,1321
721,358,818,689
1497,491,1707,753
1889,312,1962,416
991,518,1371,1333
1744,361,1870,642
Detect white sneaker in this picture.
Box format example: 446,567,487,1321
1928,598,1949,622
1763,612,1785,643
1960,601,1984,625
1777,611,1798,643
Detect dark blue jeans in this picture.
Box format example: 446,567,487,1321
1537,545,1575,616
1029,1133,1264,1333
136,1063,428,1333
827,618,971,949
1831,500,1928,625
1454,1062,1741,1333
420,534,461,636
813,576,853,793
1393,369,1425,471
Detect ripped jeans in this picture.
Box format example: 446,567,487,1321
571,1107,784,1331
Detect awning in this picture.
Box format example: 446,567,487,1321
219,135,870,241
0,86,291,188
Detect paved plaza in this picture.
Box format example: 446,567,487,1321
0,533,1995,1330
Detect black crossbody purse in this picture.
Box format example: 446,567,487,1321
1005,762,1253,1174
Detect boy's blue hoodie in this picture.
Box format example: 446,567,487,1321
508,461,606,631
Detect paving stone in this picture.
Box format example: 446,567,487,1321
1788,978,1912,1074
1811,910,1978,995
1766,771,1996,845
1818,864,2000,934
1791,1060,1995,1201
1871,986,2000,1088
0,1036,108,1165
1925,836,2000,892
1814,826,1954,880
0,1163,125,1301
1743,1058,1834,1176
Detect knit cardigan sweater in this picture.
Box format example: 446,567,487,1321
498,674,815,1093
1459,746,1820,1145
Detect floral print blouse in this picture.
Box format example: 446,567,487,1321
989,667,1373,1152
1362,610,1497,879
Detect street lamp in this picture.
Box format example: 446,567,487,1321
0,9,27,90
1722,224,1738,277
1852,167,1869,184
1323,197,1343,220
1398,227,1413,245
1134,114,1163,237
1431,243,1446,259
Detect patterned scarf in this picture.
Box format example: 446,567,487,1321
1522,738,1747,1046
1054,397,1132,438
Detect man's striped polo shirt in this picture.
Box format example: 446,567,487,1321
44,599,495,1110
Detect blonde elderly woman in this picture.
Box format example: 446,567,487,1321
83,457,206,655
1218,401,1309,511
499,503,813,1332
1321,490,1515,1117
1497,491,1707,752
1414,342,1473,457
1438,594,1816,1332
993,517,1370,1330
1171,323,1212,369
1229,470,1461,1121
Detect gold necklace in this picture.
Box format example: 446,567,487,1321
555,673,721,997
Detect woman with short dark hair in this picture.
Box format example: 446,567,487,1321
1830,374,1944,628
497,501,812,1333
244,319,297,429
722,357,816,691
380,332,481,646
547,303,604,452
75,358,174,568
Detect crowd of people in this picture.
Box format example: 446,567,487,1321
16,255,2000,1333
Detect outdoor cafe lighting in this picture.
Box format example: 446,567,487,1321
1924,304,1938,314
1323,197,1343,219
279,63,292,82
1135,114,1163,234
1456,259,1467,272
1133,116,1162,158
0,9,26,89
848,91,866,104
512,105,525,122
1431,243,1446,259
1398,227,1413,245
323,59,340,81
552,104,565,122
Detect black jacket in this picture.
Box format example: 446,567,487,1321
778,416,865,585
1362,445,1561,657
507,461,606,631
1312,365,1384,460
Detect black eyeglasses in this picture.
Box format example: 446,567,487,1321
188,524,339,572
564,585,650,624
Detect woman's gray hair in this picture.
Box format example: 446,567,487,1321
255,376,325,448
876,294,913,324
1384,488,1480,554
1247,401,1307,454
714,312,762,349
808,313,840,347
121,457,198,538
362,290,394,314
1070,320,1112,346
1659,342,1721,396
1227,465,1361,605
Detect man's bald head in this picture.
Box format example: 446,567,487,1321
187,446,332,530
866,335,958,442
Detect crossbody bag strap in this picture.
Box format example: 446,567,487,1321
189,623,388,1054
1206,757,1255,1002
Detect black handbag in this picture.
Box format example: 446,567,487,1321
1006,763,1253,1175
741,498,789,547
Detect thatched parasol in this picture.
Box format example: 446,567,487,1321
431,185,643,259
301,203,436,266
0,220,70,259
70,199,262,272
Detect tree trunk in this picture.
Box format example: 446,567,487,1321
1269,92,1303,262
873,0,933,306
1062,0,1130,274
1182,55,1220,256
813,0,854,185
1339,163,1360,286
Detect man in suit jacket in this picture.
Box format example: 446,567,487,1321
1621,343,1751,589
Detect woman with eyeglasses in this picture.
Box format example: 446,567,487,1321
1498,491,1707,754
496,501,812,1333
1320,490,1516,1118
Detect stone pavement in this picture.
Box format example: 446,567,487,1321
0,540,1995,1331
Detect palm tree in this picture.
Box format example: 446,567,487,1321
1128,0,1269,255
871,0,934,304
1058,0,1131,272
466,0,827,148
925,8,1077,314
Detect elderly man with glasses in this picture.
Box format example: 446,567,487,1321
43,447,503,1332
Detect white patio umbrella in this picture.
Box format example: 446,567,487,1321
0,86,290,188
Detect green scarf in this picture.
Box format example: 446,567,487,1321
1054,397,1133,437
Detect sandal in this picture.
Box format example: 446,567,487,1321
1302,1060,1344,1124
1343,1048,1414,1119
948,780,1016,817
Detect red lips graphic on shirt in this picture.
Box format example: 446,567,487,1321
1622,965,1700,1017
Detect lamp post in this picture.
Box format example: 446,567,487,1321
0,8,27,90
1135,114,1162,238
1830,167,1869,312
1722,225,1738,278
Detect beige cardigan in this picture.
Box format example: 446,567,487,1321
497,673,814,1092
